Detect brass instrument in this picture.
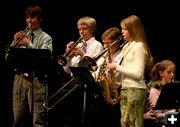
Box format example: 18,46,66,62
79,36,123,71
42,37,84,111
43,77,80,111
11,26,30,47
57,36,83,66
97,40,120,105
5,25,31,54
42,36,123,111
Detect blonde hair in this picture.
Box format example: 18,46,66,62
77,16,97,35
120,15,154,72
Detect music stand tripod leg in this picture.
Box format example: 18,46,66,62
81,84,87,127
29,71,35,126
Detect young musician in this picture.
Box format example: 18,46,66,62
63,16,103,74
8,5,52,127
92,27,124,127
107,15,154,127
58,16,104,127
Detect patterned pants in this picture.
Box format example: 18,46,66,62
13,74,48,127
120,87,147,127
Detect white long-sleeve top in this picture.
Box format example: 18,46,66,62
116,41,147,89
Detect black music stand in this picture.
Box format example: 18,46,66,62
6,47,53,72
70,66,99,127
155,83,180,110
155,83,180,126
6,47,53,126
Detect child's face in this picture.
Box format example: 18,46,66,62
160,65,176,84
26,16,41,30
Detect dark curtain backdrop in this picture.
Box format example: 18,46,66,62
0,0,179,127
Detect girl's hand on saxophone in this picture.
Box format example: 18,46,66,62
116,81,121,88
106,62,118,71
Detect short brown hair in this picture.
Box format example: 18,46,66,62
25,5,43,19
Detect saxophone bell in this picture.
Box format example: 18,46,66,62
97,40,120,105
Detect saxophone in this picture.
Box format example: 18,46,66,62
97,43,120,105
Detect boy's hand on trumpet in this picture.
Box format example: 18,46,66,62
66,41,74,53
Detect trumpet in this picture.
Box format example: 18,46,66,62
5,25,31,54
11,25,31,47
57,36,83,66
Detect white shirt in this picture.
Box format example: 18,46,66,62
64,37,104,74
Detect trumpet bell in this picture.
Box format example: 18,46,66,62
56,36,83,66
78,56,97,71
57,55,67,66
